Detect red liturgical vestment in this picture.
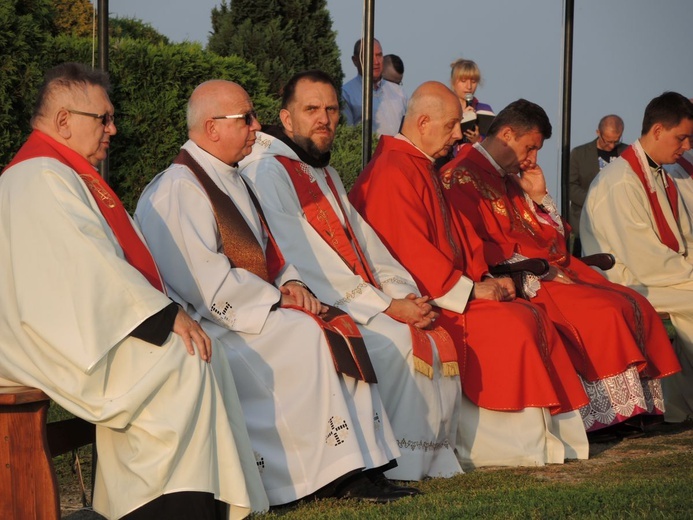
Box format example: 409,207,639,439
350,136,589,415
440,145,681,429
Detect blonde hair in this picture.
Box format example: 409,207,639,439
450,59,481,86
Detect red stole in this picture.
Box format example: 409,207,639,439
276,155,459,378
621,145,680,252
677,155,693,178
3,130,164,291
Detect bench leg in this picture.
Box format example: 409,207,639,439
0,400,60,519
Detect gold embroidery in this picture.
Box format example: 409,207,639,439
380,276,411,287
79,174,116,208
334,281,370,307
444,166,509,217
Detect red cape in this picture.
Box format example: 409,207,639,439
350,136,589,414
440,145,680,382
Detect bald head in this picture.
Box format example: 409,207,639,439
187,80,261,165
597,114,624,134
595,114,625,152
401,81,462,159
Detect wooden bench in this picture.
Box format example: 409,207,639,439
0,386,95,520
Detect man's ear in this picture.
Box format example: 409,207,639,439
651,122,663,140
55,109,72,139
204,119,220,142
279,108,293,133
498,125,514,144
417,114,430,134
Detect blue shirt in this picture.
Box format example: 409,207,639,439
341,75,407,136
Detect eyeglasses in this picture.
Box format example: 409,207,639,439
598,132,621,147
67,109,115,127
211,110,258,126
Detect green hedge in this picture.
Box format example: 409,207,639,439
2,34,366,210
46,36,279,210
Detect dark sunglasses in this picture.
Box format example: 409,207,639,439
211,110,258,126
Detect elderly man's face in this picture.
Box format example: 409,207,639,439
281,79,340,158
596,125,623,152
421,102,463,159
209,87,261,165
67,85,116,166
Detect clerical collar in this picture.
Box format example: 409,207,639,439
396,133,435,162
185,140,239,176
262,125,331,168
644,151,662,173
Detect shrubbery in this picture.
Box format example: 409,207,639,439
1,5,366,210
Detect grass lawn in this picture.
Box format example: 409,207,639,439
55,414,693,519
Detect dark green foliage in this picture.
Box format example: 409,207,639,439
110,17,171,45
331,125,378,192
23,35,277,211
208,0,343,96
0,0,361,213
0,0,56,168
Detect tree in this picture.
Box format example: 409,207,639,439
49,36,278,210
0,0,55,168
52,0,93,37
208,0,343,96
110,17,170,45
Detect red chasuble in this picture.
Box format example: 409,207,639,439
275,155,458,379
350,136,589,414
440,145,680,383
3,130,164,291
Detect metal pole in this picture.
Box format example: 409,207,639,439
361,0,375,170
98,0,110,183
560,0,574,223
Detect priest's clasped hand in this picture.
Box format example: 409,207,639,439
280,281,327,314
544,266,574,284
384,293,439,329
471,278,516,302
173,307,212,362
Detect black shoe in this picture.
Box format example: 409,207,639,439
334,473,408,503
367,471,422,497
613,422,647,439
587,429,620,443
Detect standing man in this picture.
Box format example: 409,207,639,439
0,63,268,519
342,38,407,136
569,114,627,255
135,80,410,506
350,81,590,469
581,91,693,423
440,98,681,434
241,71,463,480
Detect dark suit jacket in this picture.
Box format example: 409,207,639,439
568,138,627,234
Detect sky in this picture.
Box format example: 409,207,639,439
106,0,693,206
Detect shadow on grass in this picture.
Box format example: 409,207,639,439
59,421,693,519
